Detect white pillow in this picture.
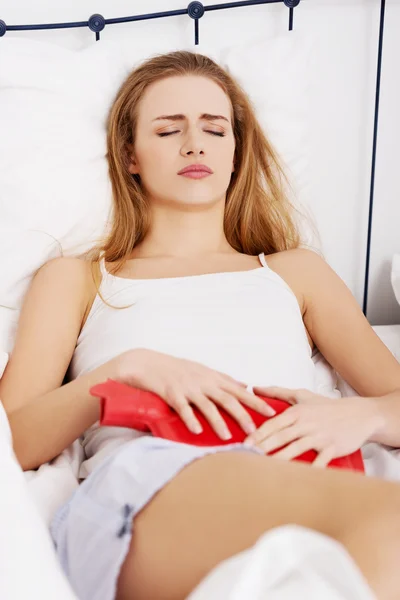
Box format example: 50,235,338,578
0,350,8,379
0,33,314,355
391,254,400,307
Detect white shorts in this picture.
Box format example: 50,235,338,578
50,436,263,600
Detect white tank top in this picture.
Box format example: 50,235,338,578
71,252,317,479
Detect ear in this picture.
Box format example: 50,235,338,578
126,144,140,175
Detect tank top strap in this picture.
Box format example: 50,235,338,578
258,252,269,269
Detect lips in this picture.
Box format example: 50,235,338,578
178,164,213,175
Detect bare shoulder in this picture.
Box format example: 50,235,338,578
33,256,98,321
266,247,322,269
36,255,96,290
265,248,322,316
36,255,92,281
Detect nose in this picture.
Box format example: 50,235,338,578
180,128,205,158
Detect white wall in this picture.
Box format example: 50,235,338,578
1,0,399,324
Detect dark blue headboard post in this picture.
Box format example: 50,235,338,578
284,0,300,31
363,0,386,317
88,14,105,41
188,2,204,44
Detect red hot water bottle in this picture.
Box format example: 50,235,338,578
90,379,364,473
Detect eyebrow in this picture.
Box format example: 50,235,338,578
152,113,230,123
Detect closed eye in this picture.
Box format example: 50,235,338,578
158,131,225,138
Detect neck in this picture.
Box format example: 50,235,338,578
132,201,234,259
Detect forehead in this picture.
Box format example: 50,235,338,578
138,75,232,122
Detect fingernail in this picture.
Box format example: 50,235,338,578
243,438,255,447
192,422,203,434
221,428,232,440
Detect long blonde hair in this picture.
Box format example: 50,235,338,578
89,50,316,275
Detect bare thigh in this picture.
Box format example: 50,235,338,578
117,452,400,600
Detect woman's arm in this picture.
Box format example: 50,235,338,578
0,256,117,470
245,249,400,457
6,362,119,471
298,248,400,446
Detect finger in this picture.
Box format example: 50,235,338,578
172,396,203,435
244,410,298,446
253,386,303,405
237,381,250,388
210,390,257,435
255,425,301,455
190,393,232,441
312,448,335,469
273,436,317,461
227,379,249,389
225,383,276,417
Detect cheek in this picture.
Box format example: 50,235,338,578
139,143,172,177
222,141,235,165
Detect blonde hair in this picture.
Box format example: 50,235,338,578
88,49,318,279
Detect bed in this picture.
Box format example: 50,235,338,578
0,1,397,598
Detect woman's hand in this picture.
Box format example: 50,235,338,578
114,349,276,440
243,386,383,467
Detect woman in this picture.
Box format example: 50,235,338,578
2,50,400,600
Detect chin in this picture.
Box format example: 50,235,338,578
183,197,221,209
159,193,221,209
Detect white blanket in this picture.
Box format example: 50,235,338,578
0,402,77,600
188,526,375,600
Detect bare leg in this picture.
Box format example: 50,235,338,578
117,453,400,600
